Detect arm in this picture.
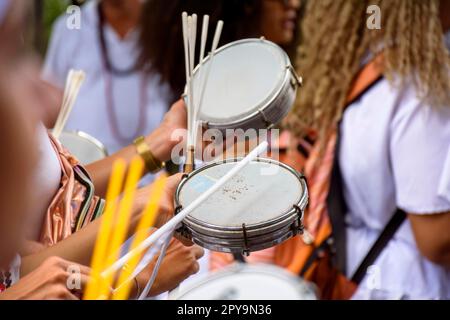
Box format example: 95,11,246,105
408,212,450,267
85,100,186,198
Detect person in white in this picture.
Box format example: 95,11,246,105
43,0,171,155
286,0,450,300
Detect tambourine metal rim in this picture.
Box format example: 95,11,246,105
187,38,300,129
170,263,317,300
175,157,308,236
61,130,109,157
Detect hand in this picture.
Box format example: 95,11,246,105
145,100,187,162
1,256,91,300
130,173,183,229
136,239,204,297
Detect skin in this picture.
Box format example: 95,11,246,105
1,0,202,299
406,1,450,268
102,0,142,39
261,0,301,45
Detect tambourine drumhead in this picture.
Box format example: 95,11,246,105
175,158,308,253
59,131,108,165
179,160,303,228
191,39,297,128
172,264,317,300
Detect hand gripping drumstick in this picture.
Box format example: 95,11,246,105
102,141,269,278
112,174,168,300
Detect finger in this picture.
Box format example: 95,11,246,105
164,173,183,195
174,233,194,247
59,260,91,277
191,245,205,259
172,99,186,113
64,292,80,300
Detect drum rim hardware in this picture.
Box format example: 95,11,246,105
175,157,309,253
171,263,317,300
59,130,109,158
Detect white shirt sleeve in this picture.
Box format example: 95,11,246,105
390,88,450,214
42,17,71,89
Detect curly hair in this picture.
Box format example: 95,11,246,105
286,0,450,141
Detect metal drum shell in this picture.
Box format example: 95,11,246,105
175,158,308,253
171,263,317,300
58,130,108,165
186,38,302,131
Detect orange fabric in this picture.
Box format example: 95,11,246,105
274,55,384,274
39,134,102,247
210,56,383,288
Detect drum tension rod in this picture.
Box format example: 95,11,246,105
292,204,305,235
242,223,250,257
174,205,189,238
257,109,273,129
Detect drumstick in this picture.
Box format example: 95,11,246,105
194,20,223,132
53,70,85,139
53,70,85,138
112,174,168,300
84,159,126,300
97,157,144,299
137,231,173,300
190,15,209,156
102,141,269,277
181,13,192,144
199,15,209,66
189,14,198,149
184,14,197,173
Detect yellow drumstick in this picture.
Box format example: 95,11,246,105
96,156,144,299
113,174,168,300
84,159,126,300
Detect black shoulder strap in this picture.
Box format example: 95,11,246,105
351,209,407,284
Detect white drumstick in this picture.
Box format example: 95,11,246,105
195,20,223,128
102,141,269,277
187,15,197,147
138,231,173,300
53,70,85,139
56,70,84,136
181,13,192,145
199,15,209,65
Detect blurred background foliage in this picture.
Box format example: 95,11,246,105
34,0,86,54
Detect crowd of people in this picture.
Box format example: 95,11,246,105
0,0,449,300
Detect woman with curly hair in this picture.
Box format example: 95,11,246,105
275,0,450,299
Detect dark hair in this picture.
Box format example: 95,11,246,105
138,0,264,101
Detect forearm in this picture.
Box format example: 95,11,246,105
86,132,168,198
21,209,143,277
20,218,101,276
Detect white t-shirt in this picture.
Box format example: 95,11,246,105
340,77,450,299
42,0,171,154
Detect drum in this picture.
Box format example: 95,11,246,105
59,131,108,165
171,264,317,300
189,38,302,131
175,157,308,254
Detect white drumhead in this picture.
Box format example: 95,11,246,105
59,131,107,165
178,159,303,228
173,264,316,300
192,39,289,124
